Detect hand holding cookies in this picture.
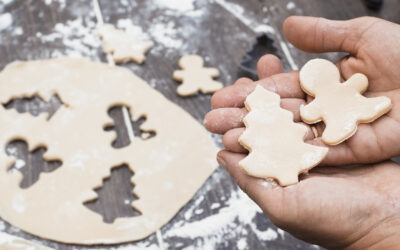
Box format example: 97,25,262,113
205,16,400,249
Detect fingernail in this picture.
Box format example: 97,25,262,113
217,154,226,169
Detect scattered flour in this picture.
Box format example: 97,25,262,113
12,26,23,36
43,0,66,9
36,16,101,58
164,188,279,249
213,0,275,34
210,202,220,209
237,238,247,250
0,0,13,5
114,18,184,51
14,160,26,169
0,13,12,31
286,1,296,10
149,21,183,50
116,19,150,40
277,228,286,239
155,0,195,12
257,227,278,241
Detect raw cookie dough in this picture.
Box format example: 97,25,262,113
0,232,52,250
173,54,223,96
239,85,328,186
97,24,153,64
0,58,218,244
300,58,392,145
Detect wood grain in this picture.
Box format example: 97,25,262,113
0,0,399,249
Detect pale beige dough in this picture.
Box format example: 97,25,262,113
239,85,328,186
97,24,153,64
0,58,218,244
0,232,52,250
173,54,223,96
300,58,392,145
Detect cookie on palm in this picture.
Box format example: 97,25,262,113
300,59,392,145
173,55,223,96
239,85,328,186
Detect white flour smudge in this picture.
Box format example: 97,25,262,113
0,13,12,31
213,0,275,34
114,18,184,51
149,21,183,50
155,0,195,12
116,19,149,40
44,0,66,9
0,0,13,5
164,188,279,249
36,16,101,58
12,26,23,36
14,159,26,169
286,1,296,10
237,238,247,250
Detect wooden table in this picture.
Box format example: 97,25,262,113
0,0,399,249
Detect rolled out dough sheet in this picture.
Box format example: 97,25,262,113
0,58,218,244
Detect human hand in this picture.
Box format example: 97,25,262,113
218,153,400,249
205,16,400,166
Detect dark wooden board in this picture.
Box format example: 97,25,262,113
0,0,399,249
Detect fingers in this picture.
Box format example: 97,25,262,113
205,98,306,134
335,56,365,81
283,16,378,54
257,54,284,79
217,150,284,214
223,128,247,153
204,108,247,134
211,71,304,109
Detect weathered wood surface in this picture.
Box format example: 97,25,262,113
0,0,399,249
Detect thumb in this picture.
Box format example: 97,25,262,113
283,16,376,54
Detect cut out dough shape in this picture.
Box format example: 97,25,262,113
97,24,153,64
173,54,223,96
239,85,328,186
0,58,218,244
300,58,392,145
0,232,52,250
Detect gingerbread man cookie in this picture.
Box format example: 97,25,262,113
239,85,328,186
173,54,223,96
300,59,392,145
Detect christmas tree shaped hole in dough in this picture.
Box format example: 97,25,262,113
239,85,328,186
173,54,223,96
300,58,392,145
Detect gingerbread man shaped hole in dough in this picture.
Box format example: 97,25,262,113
173,54,223,96
300,58,392,145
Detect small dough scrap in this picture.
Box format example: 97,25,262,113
173,54,223,96
0,232,52,250
300,58,392,145
239,85,328,186
97,24,153,64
